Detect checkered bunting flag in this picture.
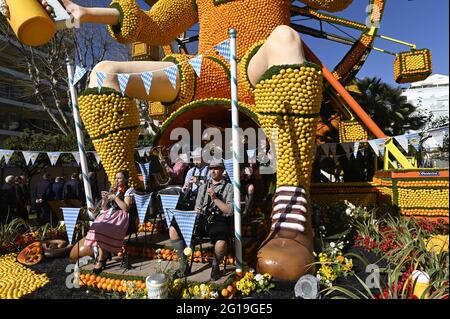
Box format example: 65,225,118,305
71,152,81,166
215,39,231,63
118,73,130,96
171,209,197,248
22,151,39,165
140,72,153,95
47,152,61,166
368,138,386,156
61,207,80,244
138,162,151,190
224,158,234,183
188,55,203,77
159,194,180,229
353,141,360,158
96,71,106,93
72,65,88,86
395,135,409,153
0,150,14,165
163,65,178,89
134,193,152,224
407,133,421,151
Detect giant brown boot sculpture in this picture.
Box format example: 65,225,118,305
255,63,323,281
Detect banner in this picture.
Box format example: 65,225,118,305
407,133,421,152
47,152,61,166
0,149,14,164
341,143,353,160
140,72,153,95
394,135,409,153
96,71,106,93
159,194,180,229
215,39,231,63
321,144,330,156
61,207,80,244
223,158,234,183
138,162,151,190
134,193,152,224
329,143,337,157
22,151,40,165
171,209,197,248
71,152,81,166
368,138,386,156
353,142,360,158
118,73,130,96
92,152,101,164
163,65,178,89
72,65,88,86
188,55,203,77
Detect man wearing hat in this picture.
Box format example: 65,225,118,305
195,158,234,280
182,147,209,194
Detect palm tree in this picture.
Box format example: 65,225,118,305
350,77,427,136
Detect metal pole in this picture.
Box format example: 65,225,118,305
66,59,94,211
229,29,243,274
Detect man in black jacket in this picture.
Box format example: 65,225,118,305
1,175,18,224
34,173,55,226
63,173,83,205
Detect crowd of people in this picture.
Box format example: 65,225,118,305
0,171,100,226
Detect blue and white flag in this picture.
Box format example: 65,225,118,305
118,73,130,96
329,143,337,157
171,209,197,248
368,138,386,156
0,149,14,164
61,207,80,244
140,72,153,95
163,65,178,89
246,149,257,162
138,162,151,190
72,65,88,86
224,158,234,183
353,141,360,158
188,55,203,77
341,143,353,160
71,152,81,166
92,152,101,164
215,39,231,63
321,144,330,156
159,194,180,229
134,193,152,224
394,135,409,153
407,133,421,151
47,152,61,166
96,71,106,92
22,151,39,165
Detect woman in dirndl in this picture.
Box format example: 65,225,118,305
84,170,134,273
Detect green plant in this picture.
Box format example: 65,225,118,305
0,217,30,250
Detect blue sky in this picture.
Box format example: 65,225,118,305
129,0,449,86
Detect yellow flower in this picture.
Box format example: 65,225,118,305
183,247,193,256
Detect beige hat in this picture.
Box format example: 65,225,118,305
209,158,224,169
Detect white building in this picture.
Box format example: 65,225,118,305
401,74,449,120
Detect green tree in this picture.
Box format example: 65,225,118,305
350,77,427,136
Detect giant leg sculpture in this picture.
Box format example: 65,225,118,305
78,88,141,189
255,63,323,281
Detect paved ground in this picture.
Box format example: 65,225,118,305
22,243,384,299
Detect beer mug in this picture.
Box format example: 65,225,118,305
5,0,70,46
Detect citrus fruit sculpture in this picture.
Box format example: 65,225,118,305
74,0,360,281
